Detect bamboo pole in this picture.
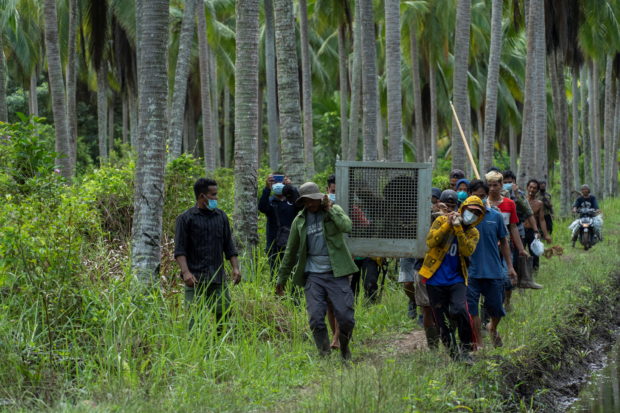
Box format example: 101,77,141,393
449,101,480,179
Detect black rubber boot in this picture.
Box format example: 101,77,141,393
424,326,440,349
339,333,352,361
312,329,331,357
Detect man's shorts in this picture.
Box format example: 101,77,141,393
398,258,430,307
466,278,506,318
398,258,417,283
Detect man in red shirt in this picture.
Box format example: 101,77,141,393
485,171,537,309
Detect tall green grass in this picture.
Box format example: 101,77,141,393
2,160,619,413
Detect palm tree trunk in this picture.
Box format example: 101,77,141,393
359,0,378,161
168,0,197,161
122,94,129,144
129,90,138,149
299,0,315,177
338,24,349,160
603,54,614,197
429,61,438,167
223,84,232,167
509,125,518,173
0,36,6,122
571,69,580,189
451,0,471,171
348,2,362,161
591,60,601,195
264,0,280,171
234,0,260,250
66,0,78,169
274,0,304,184
108,97,115,155
210,47,221,167
582,66,591,185
257,84,264,165
611,83,620,194
481,0,503,173
409,27,423,162
384,0,402,161
186,92,197,155
97,65,108,163
549,50,572,216
197,2,215,172
29,71,39,117
533,15,547,182
377,110,385,160
518,0,540,185
43,0,73,179
131,0,169,283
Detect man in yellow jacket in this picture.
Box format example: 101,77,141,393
419,191,485,362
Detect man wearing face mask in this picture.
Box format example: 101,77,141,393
419,190,485,362
259,173,300,278
466,180,517,348
275,182,358,360
174,178,241,330
455,178,471,205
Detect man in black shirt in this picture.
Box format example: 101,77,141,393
174,178,241,329
258,173,300,278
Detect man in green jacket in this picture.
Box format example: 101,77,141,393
276,182,358,360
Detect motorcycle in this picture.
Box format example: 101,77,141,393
573,208,599,250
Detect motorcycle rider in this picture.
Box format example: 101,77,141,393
571,184,603,246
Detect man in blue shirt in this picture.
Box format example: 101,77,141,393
466,180,517,348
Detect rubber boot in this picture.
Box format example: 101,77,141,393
312,329,331,357
518,262,543,289
424,326,440,349
339,333,352,361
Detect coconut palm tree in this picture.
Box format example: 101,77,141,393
359,0,378,161
264,0,280,170
481,0,503,173
0,35,6,122
168,0,197,161
274,0,304,183
385,0,402,161
518,0,541,186
450,0,471,171
197,1,216,172
299,0,316,176
234,0,260,249
348,0,362,161
66,0,78,167
131,0,169,283
43,0,73,178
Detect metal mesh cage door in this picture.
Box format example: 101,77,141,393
335,161,432,258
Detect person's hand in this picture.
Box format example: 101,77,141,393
182,271,198,288
322,194,332,211
508,266,518,286
275,284,285,296
450,212,462,226
544,235,552,244
266,175,275,189
231,268,242,285
283,176,292,186
518,248,529,257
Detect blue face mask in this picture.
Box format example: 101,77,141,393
457,191,468,202
328,193,336,202
207,199,218,210
272,183,285,195
503,183,513,192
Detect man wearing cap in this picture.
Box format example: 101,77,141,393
449,169,466,191
571,184,603,244
258,173,300,278
276,182,358,360
419,191,485,362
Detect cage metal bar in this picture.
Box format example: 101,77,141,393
336,161,432,258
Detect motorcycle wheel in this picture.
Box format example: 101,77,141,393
581,231,591,250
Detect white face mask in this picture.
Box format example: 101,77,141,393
462,209,477,225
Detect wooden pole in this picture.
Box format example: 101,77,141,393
450,101,480,179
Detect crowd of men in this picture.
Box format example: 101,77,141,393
172,166,603,363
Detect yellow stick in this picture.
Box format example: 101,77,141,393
449,101,480,179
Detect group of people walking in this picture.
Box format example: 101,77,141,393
172,164,600,363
